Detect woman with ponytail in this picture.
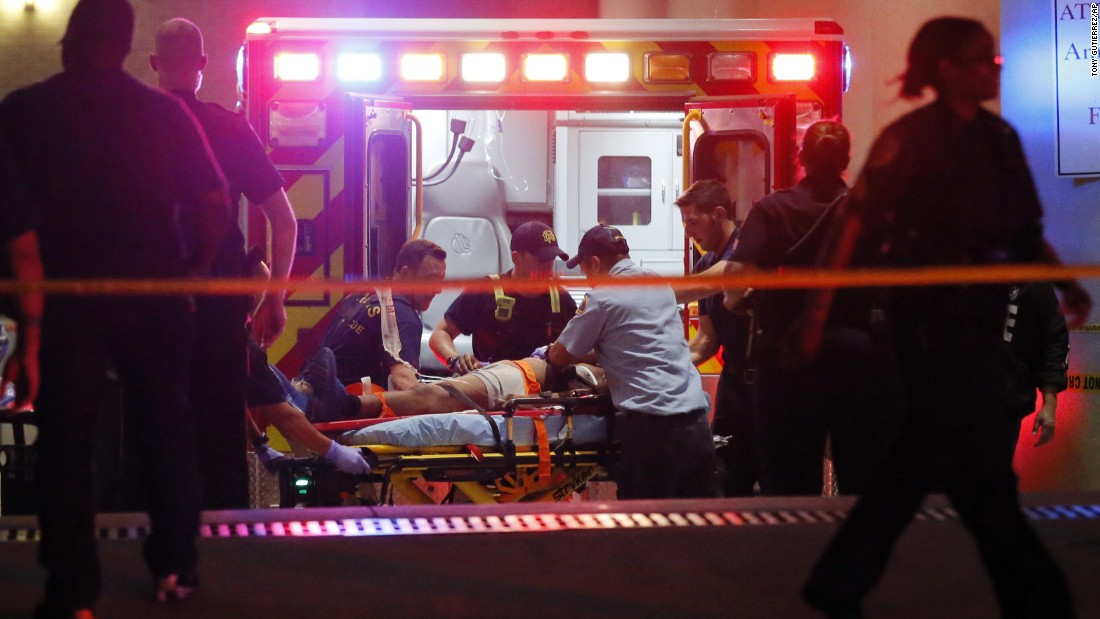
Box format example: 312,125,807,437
801,18,1074,619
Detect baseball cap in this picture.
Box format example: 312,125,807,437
565,225,630,269
511,221,568,262
61,0,135,51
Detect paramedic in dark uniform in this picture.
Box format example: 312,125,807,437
431,221,576,375
547,225,714,499
1003,282,1068,463
301,239,447,421
0,0,230,615
723,121,899,496
802,18,1073,619
151,18,297,509
674,179,758,496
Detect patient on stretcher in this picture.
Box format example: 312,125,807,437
300,347,605,423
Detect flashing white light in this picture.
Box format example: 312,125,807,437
274,53,321,81
523,54,568,82
246,21,273,35
842,44,852,93
337,53,382,82
771,53,815,81
401,54,445,82
585,53,630,83
461,53,506,83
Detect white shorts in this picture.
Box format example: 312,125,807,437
464,361,529,409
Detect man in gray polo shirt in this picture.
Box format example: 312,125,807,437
547,225,714,499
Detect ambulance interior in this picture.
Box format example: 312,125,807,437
364,106,775,373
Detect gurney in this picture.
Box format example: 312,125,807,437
274,390,621,506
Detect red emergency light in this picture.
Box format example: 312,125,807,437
770,53,815,82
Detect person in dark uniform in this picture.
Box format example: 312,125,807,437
801,18,1073,619
316,239,447,391
151,18,297,509
548,225,714,499
674,179,758,497
0,1,230,615
722,121,899,497
1003,282,1068,463
430,221,576,374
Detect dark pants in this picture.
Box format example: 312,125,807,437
804,334,1074,618
190,295,250,509
617,408,715,499
754,327,901,496
35,316,199,614
711,369,759,497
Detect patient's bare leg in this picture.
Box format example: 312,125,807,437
354,375,491,417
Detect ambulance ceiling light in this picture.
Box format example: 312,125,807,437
274,52,321,81
709,53,755,82
585,53,630,83
771,53,815,81
401,53,445,82
338,53,382,82
461,53,506,83
523,54,569,82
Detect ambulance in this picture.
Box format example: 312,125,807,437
238,17,850,376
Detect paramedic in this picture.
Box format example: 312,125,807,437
548,225,714,499
1003,282,1068,461
723,121,900,496
315,239,447,391
151,17,297,509
0,0,231,614
801,18,1073,619
674,179,758,497
0,137,43,412
288,239,446,423
430,221,576,375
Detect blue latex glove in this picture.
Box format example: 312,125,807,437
254,443,286,472
530,345,549,360
325,441,371,476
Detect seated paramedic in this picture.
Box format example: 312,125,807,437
429,221,576,376
318,238,447,390
247,239,447,472
547,225,715,500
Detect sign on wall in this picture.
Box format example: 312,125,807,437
1054,1,1100,176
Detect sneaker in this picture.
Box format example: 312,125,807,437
300,347,345,422
155,572,199,603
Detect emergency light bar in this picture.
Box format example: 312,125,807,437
523,53,569,82
461,53,507,83
709,53,755,82
337,53,382,82
585,53,630,83
274,52,321,81
402,53,445,82
770,53,815,81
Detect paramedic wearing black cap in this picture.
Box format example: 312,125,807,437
0,0,230,615
548,225,714,499
431,221,576,375
150,17,297,510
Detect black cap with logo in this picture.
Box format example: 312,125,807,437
511,221,568,262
